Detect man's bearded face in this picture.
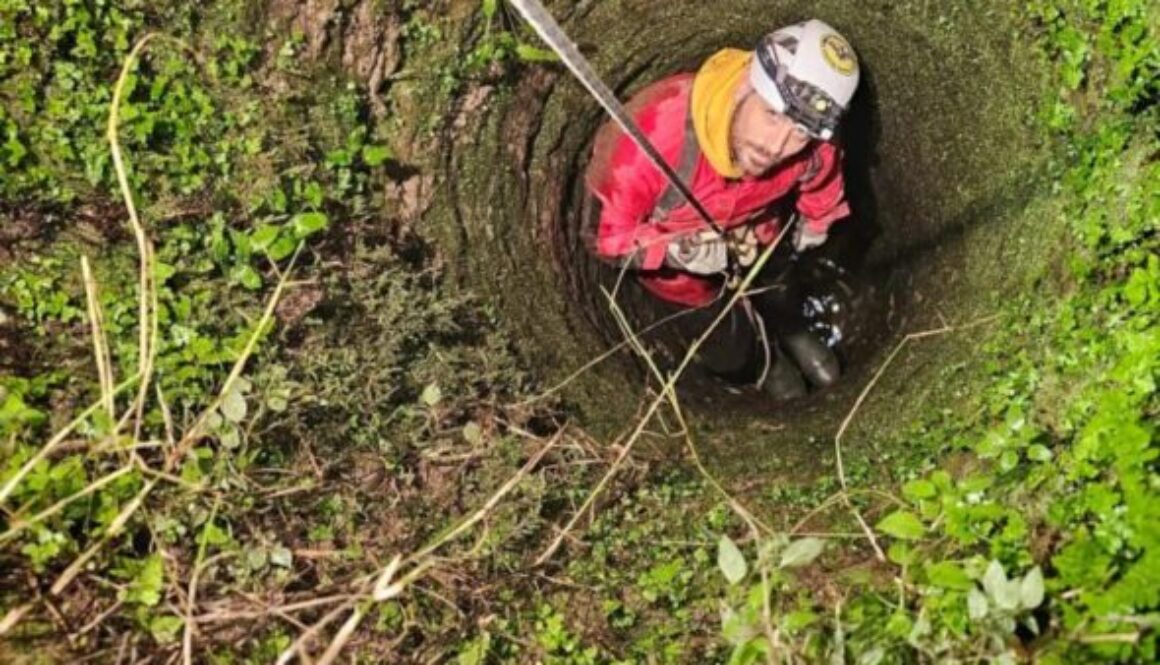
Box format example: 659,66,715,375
730,90,812,177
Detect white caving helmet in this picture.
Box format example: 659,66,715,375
748,19,860,141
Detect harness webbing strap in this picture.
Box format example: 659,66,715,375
651,112,702,222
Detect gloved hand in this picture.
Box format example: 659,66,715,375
728,225,759,267
665,230,728,275
793,224,828,252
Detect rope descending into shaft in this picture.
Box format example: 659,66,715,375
506,0,724,237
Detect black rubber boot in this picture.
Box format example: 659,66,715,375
748,258,840,390
781,330,841,388
764,345,807,401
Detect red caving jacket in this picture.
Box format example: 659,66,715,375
584,73,851,307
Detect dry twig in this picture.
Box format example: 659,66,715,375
82,256,116,419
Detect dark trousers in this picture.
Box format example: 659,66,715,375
675,262,806,382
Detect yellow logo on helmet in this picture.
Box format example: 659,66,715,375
821,34,856,76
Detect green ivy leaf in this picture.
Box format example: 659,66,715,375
149,615,184,644
967,588,989,620
925,561,973,590
231,264,262,290
209,218,230,263
362,144,392,167
199,520,231,547
153,261,177,285
888,541,916,566
421,383,442,407
458,631,491,665
0,392,46,432
291,211,329,239
1027,444,1053,462
981,559,1007,598
782,609,818,632
779,537,825,568
302,181,324,208
717,535,747,585
229,228,253,261
876,511,926,540
250,224,280,251
266,388,290,413
91,409,115,437
728,636,770,665
218,423,241,449
999,449,1020,472
719,605,746,645
124,554,164,606
20,529,66,572
983,559,1021,610
267,235,298,261
481,0,497,20
463,422,483,445
1020,567,1045,609
902,479,937,501
884,612,912,638
325,149,352,167
270,546,293,569
220,384,247,423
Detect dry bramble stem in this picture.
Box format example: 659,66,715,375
602,283,783,662
81,256,116,419
106,33,167,437
603,289,773,535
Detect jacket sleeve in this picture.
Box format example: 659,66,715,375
795,142,852,234
585,130,674,271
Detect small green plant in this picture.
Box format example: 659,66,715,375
714,533,830,664
467,0,559,75
533,605,602,664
